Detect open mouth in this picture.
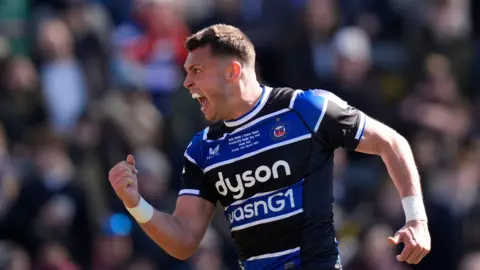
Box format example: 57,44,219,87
192,93,209,113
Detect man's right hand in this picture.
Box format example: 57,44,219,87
108,155,141,208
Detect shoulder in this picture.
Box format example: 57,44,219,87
267,87,343,109
263,86,301,112
269,86,297,101
184,123,226,164
289,88,349,132
290,89,347,110
184,129,207,165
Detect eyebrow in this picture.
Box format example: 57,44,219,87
184,64,200,72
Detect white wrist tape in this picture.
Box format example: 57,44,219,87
126,197,154,223
402,195,428,222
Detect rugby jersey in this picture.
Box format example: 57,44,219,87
179,85,366,270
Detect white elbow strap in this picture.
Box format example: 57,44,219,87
402,195,428,222
126,197,154,223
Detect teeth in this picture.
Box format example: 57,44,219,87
191,93,201,99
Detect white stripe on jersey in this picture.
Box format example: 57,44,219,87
314,97,328,132
178,189,200,196
184,153,197,165
246,247,300,261
289,90,303,109
225,187,283,211
224,86,272,127
231,209,303,232
204,134,311,173
205,108,290,143
202,127,210,141
355,112,366,140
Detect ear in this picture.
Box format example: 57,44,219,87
224,61,242,82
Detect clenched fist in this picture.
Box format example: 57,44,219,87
109,155,141,208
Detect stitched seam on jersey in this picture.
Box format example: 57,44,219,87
289,90,303,109
290,107,330,150
246,247,300,261
203,134,311,172
224,86,272,127
231,209,303,231
314,97,328,132
289,107,336,182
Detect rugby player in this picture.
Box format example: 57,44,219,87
108,24,431,269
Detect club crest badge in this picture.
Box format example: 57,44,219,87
271,118,288,140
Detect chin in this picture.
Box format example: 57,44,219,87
204,115,217,122
203,112,219,122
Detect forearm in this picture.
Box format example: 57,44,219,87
139,210,198,260
356,117,428,223
379,133,421,198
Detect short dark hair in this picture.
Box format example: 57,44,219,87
185,24,255,66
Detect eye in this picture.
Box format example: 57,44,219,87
192,68,201,74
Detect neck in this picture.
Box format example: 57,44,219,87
226,80,263,121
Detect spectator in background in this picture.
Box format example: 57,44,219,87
406,0,473,94
2,134,93,269
0,56,47,146
328,26,393,125
91,228,134,270
126,147,181,268
0,36,10,61
187,227,228,270
98,90,165,207
34,241,79,270
0,241,31,270
36,19,88,138
191,0,294,84
283,0,339,87
285,13,392,125
0,123,19,221
63,1,111,99
399,53,472,142
459,252,480,270
111,0,190,118
124,256,158,270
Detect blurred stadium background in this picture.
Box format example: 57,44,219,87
0,0,479,269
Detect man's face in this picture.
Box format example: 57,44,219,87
183,46,230,121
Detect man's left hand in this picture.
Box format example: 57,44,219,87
388,220,431,264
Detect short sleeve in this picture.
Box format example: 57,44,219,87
290,89,366,150
178,139,218,205
317,91,366,149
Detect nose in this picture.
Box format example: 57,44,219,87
183,75,194,89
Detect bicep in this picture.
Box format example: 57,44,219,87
355,115,397,155
173,195,216,244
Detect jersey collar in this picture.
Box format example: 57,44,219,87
224,85,272,127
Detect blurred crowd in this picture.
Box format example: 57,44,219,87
0,0,479,269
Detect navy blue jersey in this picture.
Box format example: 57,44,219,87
179,86,366,270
